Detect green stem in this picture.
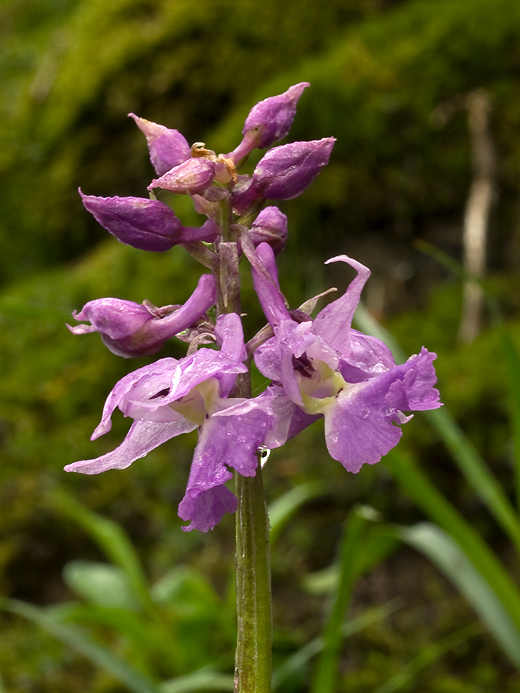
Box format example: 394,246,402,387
213,189,272,691
234,459,273,693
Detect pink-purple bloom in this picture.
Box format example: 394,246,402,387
229,82,310,163
249,206,288,255
247,242,441,473
80,190,218,251
231,138,335,213
148,158,217,196
65,314,273,532
129,113,191,176
68,274,217,358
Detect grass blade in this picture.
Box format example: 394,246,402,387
268,481,324,544
391,522,520,667
3,599,161,693
499,327,520,510
384,450,520,651
272,601,400,690
50,488,154,612
374,622,481,693
310,506,379,693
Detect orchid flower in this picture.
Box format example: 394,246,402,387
65,314,273,531
247,241,441,473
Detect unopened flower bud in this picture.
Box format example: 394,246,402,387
80,190,217,251
231,175,263,216
228,83,310,163
249,207,288,255
68,274,217,357
148,158,216,195
253,138,335,200
129,113,191,176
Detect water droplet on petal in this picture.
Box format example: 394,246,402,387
258,446,271,467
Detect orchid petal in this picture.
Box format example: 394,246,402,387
66,419,195,475
312,255,370,358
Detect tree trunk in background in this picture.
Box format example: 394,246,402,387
459,89,495,343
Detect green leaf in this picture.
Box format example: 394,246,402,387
384,450,520,666
374,622,481,693
272,601,400,690
267,481,325,544
500,327,520,510
50,488,155,612
303,523,399,595
310,506,369,693
47,601,175,664
3,599,162,693
63,560,141,611
390,522,520,668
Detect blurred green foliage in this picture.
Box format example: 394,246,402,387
2,0,520,690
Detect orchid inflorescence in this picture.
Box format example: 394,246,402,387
66,83,441,532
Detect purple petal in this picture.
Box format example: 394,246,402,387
69,299,152,340
69,274,217,358
243,82,310,148
256,384,319,448
65,419,195,474
324,348,440,472
339,331,396,383
80,190,186,252
253,138,335,200
92,358,181,437
244,240,291,328
249,206,288,255
228,82,310,162
129,113,191,176
385,348,441,412
324,383,404,473
148,158,216,195
178,401,271,531
112,350,246,424
312,255,370,358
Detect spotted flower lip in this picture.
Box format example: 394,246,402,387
129,113,191,176
80,190,218,251
68,273,217,358
248,242,441,473
65,314,275,533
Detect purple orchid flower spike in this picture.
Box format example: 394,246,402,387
247,242,441,473
129,113,191,176
68,273,217,357
65,314,274,532
228,82,310,163
80,190,218,251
